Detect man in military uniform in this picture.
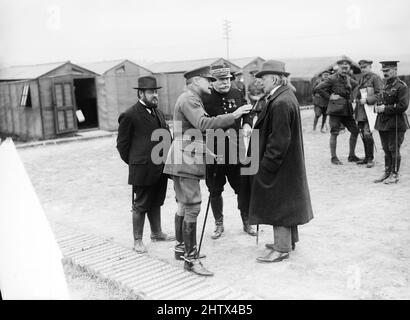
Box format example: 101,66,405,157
163,66,252,276
116,76,174,254
312,70,331,132
354,59,383,168
374,61,410,184
314,59,361,165
231,70,247,101
247,69,265,105
202,64,257,240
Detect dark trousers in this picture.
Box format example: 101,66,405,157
272,226,299,253
358,121,374,160
205,164,248,224
132,175,167,240
379,130,405,173
313,106,327,129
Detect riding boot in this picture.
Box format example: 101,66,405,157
240,211,257,236
148,206,175,241
348,134,361,162
174,214,185,260
366,138,375,168
374,153,392,183
330,134,342,164
211,195,224,239
357,137,368,165
385,156,400,184
132,210,147,253
183,221,213,276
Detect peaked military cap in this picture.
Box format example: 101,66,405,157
380,60,399,70
184,66,216,81
336,58,352,65
210,63,232,79
358,59,373,65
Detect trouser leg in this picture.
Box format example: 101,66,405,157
210,195,223,225
272,226,292,253
147,205,161,235
132,210,145,240
321,113,327,130
330,134,338,158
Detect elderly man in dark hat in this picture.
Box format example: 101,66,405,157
314,58,360,165
164,66,252,276
354,59,383,168
312,70,332,132
246,60,314,263
374,61,409,184
116,76,174,254
202,63,257,240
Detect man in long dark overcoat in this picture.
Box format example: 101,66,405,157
247,60,314,263
116,76,174,254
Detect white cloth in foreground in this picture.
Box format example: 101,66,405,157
0,138,70,300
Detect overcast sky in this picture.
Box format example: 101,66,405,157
1,0,409,67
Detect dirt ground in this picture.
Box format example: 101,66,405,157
18,109,410,300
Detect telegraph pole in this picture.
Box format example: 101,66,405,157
222,20,231,60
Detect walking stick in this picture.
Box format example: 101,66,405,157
256,224,259,245
197,158,218,260
395,113,398,174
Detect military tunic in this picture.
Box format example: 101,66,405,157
355,72,383,122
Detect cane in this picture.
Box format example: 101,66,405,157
395,113,398,174
197,156,219,260
256,224,259,245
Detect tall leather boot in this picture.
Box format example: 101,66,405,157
210,195,224,239
330,134,342,164
385,154,400,184
183,221,213,277
374,153,392,183
148,206,175,242
366,137,375,168
348,134,361,162
132,210,147,253
357,137,368,165
174,214,184,260
240,211,257,236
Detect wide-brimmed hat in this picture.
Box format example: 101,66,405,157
255,60,290,78
133,76,162,90
210,63,232,79
184,66,216,81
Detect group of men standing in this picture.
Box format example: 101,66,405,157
312,59,409,184
116,59,314,277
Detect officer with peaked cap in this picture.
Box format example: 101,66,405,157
374,61,410,184
314,58,361,165
354,59,383,168
163,66,252,276
116,76,174,254
202,63,257,240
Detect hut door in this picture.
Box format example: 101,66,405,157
52,77,78,134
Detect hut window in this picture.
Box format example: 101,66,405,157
115,66,125,73
20,84,32,108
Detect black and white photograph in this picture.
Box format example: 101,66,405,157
0,0,409,305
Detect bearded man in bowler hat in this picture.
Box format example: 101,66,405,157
247,60,314,263
164,66,252,276
116,76,174,253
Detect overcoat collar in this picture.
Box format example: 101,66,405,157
254,85,289,127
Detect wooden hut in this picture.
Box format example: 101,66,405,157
148,57,240,118
79,59,152,131
0,61,99,140
230,57,265,88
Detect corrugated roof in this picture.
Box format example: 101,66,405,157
147,57,239,74
78,59,152,75
0,61,69,80
229,57,265,69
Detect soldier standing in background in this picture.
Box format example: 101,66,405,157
231,70,247,101
354,59,383,168
374,61,410,184
312,70,331,132
247,69,265,105
314,59,361,165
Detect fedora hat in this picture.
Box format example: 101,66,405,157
133,76,162,90
255,60,290,78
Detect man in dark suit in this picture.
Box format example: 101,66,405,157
116,76,174,253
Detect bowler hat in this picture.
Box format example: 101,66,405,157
380,60,399,71
210,63,232,79
255,60,290,78
184,66,216,81
133,76,162,90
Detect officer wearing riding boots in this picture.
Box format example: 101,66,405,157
354,59,383,168
116,76,174,254
313,59,361,165
202,63,257,240
163,66,252,276
374,61,410,184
